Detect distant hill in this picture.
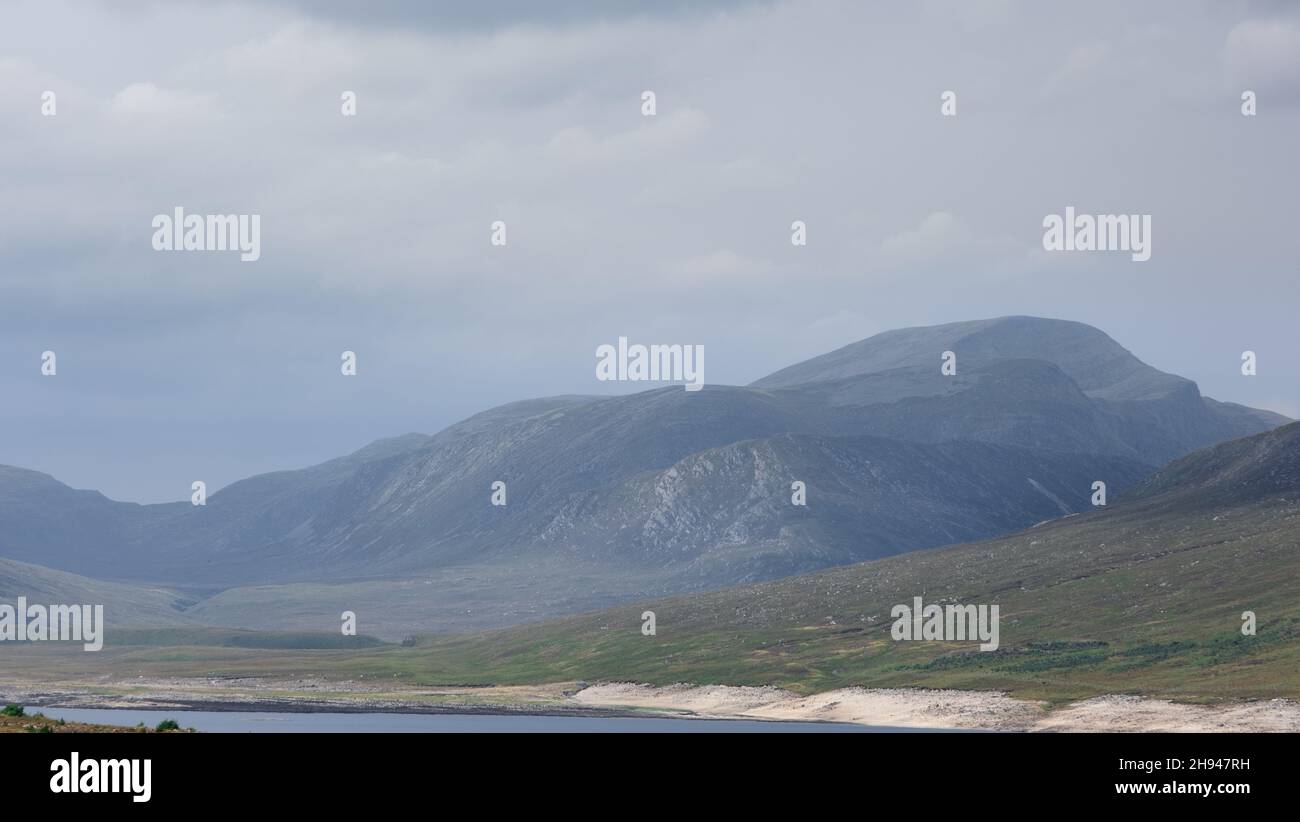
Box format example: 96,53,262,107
0,317,1287,636
0,555,192,627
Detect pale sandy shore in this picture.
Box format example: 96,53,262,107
574,683,1300,732
7,673,1300,731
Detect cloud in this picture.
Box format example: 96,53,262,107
1224,18,1300,99
250,0,775,31
0,0,1295,501
108,81,221,120
877,212,1031,278
544,108,710,164
1039,41,1114,98
880,212,970,262
668,248,773,283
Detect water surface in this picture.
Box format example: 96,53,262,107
35,706,948,733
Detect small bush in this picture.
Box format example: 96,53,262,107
1,704,25,717
155,719,181,732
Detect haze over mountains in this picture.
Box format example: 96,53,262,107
0,316,1288,636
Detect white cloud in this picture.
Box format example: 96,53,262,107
880,212,969,262
1224,18,1300,98
877,212,1031,279
669,248,772,282
108,82,221,121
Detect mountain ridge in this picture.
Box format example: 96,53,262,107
0,316,1288,633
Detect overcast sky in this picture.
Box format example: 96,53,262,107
2,0,1297,502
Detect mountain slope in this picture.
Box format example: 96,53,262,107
531,434,1149,581
0,556,192,627
399,422,1300,700
1126,417,1300,508
0,465,149,571
0,317,1286,611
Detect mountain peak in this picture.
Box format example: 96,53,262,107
752,315,1179,401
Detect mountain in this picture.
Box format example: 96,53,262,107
0,555,193,627
0,465,155,567
400,421,1300,701
0,317,1287,635
531,434,1147,582
753,316,1287,465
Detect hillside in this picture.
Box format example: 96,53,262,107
0,317,1287,636
8,424,1296,704
0,556,192,627
395,422,1300,700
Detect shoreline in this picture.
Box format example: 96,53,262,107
8,680,1300,732
28,701,879,729
22,695,648,721
573,683,1300,732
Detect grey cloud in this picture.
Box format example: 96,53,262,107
1,0,1296,501
239,0,775,31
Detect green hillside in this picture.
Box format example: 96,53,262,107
8,425,1298,706
398,422,1300,702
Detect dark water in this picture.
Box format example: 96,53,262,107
33,706,948,733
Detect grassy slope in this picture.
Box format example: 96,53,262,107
12,492,1295,705
402,494,1300,702
398,423,1300,702
8,425,1298,705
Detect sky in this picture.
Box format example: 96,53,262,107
1,0,1297,503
